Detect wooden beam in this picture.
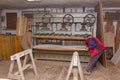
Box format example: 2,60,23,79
94,1,107,68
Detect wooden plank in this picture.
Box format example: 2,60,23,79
33,35,86,41
105,20,114,33
2,36,9,60
104,32,115,53
95,1,104,42
11,36,17,54
17,36,23,52
1,36,4,60
111,47,120,69
11,36,23,55
16,17,21,36
0,36,23,60
115,21,120,52
95,1,107,68
16,17,28,36
0,36,3,59
104,20,115,54
13,36,22,54
15,36,21,52
6,36,12,59
64,41,85,45
0,36,11,60
33,44,87,51
111,48,120,65
116,59,120,69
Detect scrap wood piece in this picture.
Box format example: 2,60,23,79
111,48,120,65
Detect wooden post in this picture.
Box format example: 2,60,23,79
66,51,84,80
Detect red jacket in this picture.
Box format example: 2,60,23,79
86,37,106,57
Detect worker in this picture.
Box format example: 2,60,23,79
84,34,106,75
21,30,33,50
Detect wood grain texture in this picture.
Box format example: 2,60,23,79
16,16,28,36
33,35,86,41
33,44,87,51
95,1,107,68
104,32,115,53
115,21,120,52
0,36,23,60
105,20,114,33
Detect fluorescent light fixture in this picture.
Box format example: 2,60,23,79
0,79,11,80
27,0,41,1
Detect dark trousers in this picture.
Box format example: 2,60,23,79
86,51,104,72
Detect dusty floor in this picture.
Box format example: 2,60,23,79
0,60,120,80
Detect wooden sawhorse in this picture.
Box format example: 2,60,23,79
8,49,37,80
66,51,84,80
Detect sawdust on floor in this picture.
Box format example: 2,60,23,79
0,60,120,80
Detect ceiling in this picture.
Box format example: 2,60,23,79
0,0,120,9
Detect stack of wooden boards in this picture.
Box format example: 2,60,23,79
16,16,32,36
33,44,89,62
0,35,22,60
104,20,115,53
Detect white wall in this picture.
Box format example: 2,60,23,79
1,9,22,34
1,7,95,35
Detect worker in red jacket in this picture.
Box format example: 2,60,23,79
84,34,106,75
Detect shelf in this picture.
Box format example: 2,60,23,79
33,35,86,41
33,44,88,52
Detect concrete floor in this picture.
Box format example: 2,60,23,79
0,60,120,80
